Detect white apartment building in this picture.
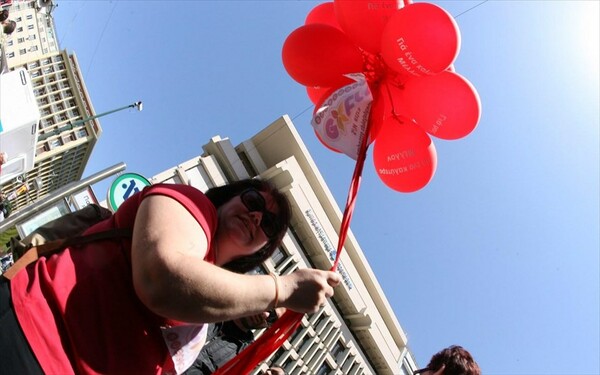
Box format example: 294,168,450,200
1,0,59,69
148,116,420,375
1,1,102,215
1,49,102,211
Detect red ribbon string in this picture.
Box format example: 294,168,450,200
332,111,372,271
213,113,373,375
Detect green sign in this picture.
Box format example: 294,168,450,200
107,173,151,211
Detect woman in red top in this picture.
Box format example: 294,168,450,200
0,178,341,374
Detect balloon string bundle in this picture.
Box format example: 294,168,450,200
216,0,484,371
331,112,371,270
213,116,373,375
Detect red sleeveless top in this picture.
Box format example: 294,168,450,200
10,184,217,375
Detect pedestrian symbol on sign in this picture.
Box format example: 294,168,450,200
122,179,141,201
107,173,151,212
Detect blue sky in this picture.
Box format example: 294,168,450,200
53,1,599,374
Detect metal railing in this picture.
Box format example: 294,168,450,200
0,162,126,234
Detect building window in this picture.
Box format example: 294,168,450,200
28,34,36,40
315,362,332,375
76,128,88,138
16,17,22,22
28,24,34,30
19,49,26,55
7,52,14,58
399,364,411,375
17,27,23,32
62,134,75,144
28,45,38,52
26,14,33,20
49,138,62,149
17,37,24,43
36,144,49,156
271,248,287,268
352,363,364,374
330,340,345,360
7,39,13,46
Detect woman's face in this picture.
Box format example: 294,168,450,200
216,189,280,259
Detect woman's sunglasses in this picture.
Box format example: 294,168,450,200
240,188,281,239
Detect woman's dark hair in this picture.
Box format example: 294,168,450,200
0,10,9,23
205,178,291,273
427,345,481,375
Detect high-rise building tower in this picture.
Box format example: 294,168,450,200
1,2,102,213
147,116,420,375
1,0,59,68
1,49,102,211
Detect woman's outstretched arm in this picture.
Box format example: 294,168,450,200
131,194,341,324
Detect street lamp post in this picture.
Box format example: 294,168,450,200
38,101,143,141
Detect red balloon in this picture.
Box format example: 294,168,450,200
282,24,364,87
334,0,403,53
373,117,437,193
367,77,415,141
367,85,387,143
378,79,413,117
402,71,481,140
381,2,460,78
306,86,334,105
305,2,341,30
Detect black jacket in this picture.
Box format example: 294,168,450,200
182,321,255,375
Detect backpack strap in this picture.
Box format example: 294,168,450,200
2,228,132,280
